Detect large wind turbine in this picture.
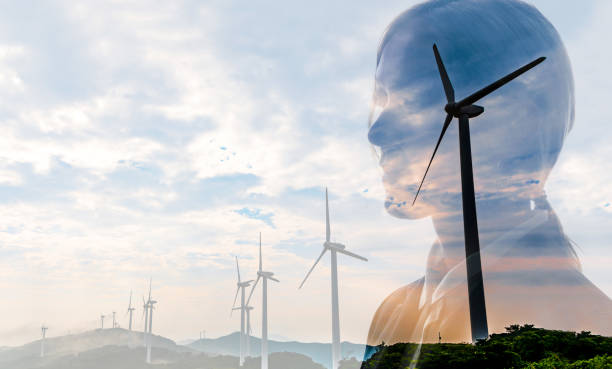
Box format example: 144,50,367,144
299,188,368,369
247,233,279,369
40,325,48,357
412,44,545,342
232,257,253,366
127,290,135,331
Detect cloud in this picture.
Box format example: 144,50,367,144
0,0,608,348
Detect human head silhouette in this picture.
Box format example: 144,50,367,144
367,0,574,221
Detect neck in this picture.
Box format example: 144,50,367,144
430,194,577,265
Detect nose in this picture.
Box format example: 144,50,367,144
368,116,387,147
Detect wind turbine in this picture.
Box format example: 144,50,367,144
142,295,149,349
112,311,117,329
127,290,135,331
145,278,157,364
100,314,105,329
412,44,545,342
231,304,254,359
247,233,279,369
40,325,48,357
232,256,253,366
299,188,367,369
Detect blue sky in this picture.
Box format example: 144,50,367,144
0,0,610,346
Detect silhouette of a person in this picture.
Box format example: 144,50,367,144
366,0,611,346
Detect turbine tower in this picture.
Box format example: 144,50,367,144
127,290,135,331
100,314,105,329
299,188,368,369
112,311,117,328
232,257,253,366
412,44,545,342
247,233,279,369
40,325,48,357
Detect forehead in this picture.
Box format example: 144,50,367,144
375,0,562,105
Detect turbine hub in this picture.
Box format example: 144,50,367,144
446,103,484,118
444,102,457,116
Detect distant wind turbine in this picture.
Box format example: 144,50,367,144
412,44,545,342
247,233,279,369
112,311,117,329
40,325,48,357
232,256,253,366
100,314,105,330
127,290,135,331
233,304,254,358
145,278,157,364
142,295,149,341
299,188,368,369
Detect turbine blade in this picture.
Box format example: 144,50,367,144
413,113,453,205
246,276,260,305
269,276,280,282
299,248,327,289
235,256,241,283
336,248,368,262
148,277,152,302
325,188,330,242
232,286,240,310
457,56,545,107
433,44,455,103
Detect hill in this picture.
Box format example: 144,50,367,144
356,324,612,369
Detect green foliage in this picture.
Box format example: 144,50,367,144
360,325,612,369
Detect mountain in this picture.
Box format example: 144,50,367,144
0,329,331,369
189,332,367,369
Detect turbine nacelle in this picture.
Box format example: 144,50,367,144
445,103,484,118
324,241,346,251
258,270,275,278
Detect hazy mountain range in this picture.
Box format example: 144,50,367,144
0,328,365,369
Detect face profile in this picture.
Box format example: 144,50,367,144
366,0,611,347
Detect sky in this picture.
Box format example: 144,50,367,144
0,0,610,347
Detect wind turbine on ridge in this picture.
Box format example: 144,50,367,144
299,188,368,369
231,304,254,360
40,325,48,358
127,290,135,331
146,279,157,363
142,295,149,340
412,44,545,342
247,233,279,369
100,314,105,330
232,256,253,367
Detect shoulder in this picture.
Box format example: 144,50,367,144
366,277,425,346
